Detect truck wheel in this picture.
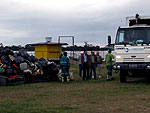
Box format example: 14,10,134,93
120,70,127,83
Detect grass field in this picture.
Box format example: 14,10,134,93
0,61,150,113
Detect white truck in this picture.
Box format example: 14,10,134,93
112,14,150,82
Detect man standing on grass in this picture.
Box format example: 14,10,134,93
90,51,97,79
96,52,103,79
78,52,83,77
81,51,90,81
60,52,70,83
105,48,114,81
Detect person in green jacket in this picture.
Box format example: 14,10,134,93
105,48,114,81
60,52,70,83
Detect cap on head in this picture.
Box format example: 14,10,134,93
64,52,67,56
108,48,112,53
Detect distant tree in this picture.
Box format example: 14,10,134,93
11,45,23,51
62,45,105,51
25,44,35,51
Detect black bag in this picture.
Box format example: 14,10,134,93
49,63,59,73
36,61,43,69
19,49,29,58
1,56,9,64
39,57,48,62
6,68,14,76
40,61,48,67
28,55,38,63
0,68,5,74
3,48,14,56
15,56,24,64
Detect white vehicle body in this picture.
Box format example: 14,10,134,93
113,15,150,82
115,45,150,63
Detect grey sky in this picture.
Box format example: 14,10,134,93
0,0,149,46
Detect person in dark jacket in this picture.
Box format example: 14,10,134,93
81,51,91,80
78,52,83,77
60,52,70,83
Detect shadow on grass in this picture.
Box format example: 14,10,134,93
126,78,150,84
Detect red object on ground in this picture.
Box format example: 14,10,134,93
8,75,18,78
13,64,19,69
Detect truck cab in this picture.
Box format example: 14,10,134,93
113,14,150,82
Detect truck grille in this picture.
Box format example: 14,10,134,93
123,58,144,62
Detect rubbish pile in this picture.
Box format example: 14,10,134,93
0,46,59,85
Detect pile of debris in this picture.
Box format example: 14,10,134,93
0,46,59,86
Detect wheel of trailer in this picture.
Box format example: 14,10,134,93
120,70,127,83
0,77,8,86
23,72,32,83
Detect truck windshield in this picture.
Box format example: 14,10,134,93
115,27,150,45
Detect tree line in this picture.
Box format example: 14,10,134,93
62,45,108,51
3,44,108,51
3,44,35,51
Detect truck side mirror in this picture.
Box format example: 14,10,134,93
108,35,111,45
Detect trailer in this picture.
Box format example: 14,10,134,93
0,75,24,86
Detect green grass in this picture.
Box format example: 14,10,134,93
0,62,150,113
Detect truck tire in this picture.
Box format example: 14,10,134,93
120,70,127,83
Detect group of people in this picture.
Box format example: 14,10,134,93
78,48,114,81
78,51,103,80
59,48,114,83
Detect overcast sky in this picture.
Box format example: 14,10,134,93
0,0,149,46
